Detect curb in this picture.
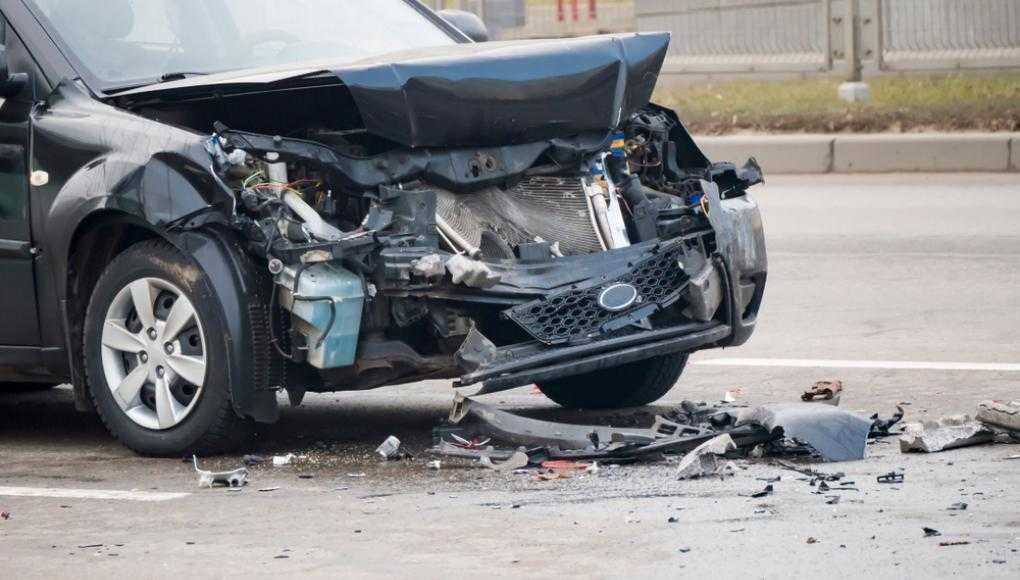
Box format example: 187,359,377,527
694,133,1020,174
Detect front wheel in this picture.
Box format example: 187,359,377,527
536,353,688,409
84,240,250,456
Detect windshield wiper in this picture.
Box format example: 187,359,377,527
157,71,210,83
103,71,211,96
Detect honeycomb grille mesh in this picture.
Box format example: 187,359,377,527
505,245,690,345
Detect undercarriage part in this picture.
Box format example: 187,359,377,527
317,338,456,392
435,176,605,257
276,262,365,369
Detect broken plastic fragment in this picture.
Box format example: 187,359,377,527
272,454,296,467
976,400,1020,437
899,416,995,453
445,255,501,289
676,434,737,480
737,403,872,462
193,456,249,489
802,379,843,406
376,436,402,460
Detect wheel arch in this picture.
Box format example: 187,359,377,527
63,211,281,423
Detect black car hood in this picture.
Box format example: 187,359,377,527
115,33,671,149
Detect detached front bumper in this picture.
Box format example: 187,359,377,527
455,184,767,394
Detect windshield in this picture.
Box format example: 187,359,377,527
27,0,457,90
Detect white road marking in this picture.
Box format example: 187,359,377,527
0,486,189,502
694,358,1020,372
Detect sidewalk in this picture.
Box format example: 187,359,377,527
695,133,1020,174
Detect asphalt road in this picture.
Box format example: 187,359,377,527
2,174,1019,579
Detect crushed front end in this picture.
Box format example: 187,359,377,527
196,34,767,399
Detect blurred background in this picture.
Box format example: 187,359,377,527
420,0,1020,135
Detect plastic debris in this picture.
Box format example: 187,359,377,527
738,403,872,462
900,416,995,453
479,451,529,472
976,400,1020,436
923,527,942,537
947,502,968,511
676,434,737,480
375,436,403,460
427,460,442,470
802,379,843,406
939,540,971,547
877,472,904,484
193,456,249,489
869,406,905,438
242,454,267,466
272,454,296,467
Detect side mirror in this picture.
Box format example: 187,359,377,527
438,9,489,42
0,45,28,99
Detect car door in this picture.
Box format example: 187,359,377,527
0,14,40,345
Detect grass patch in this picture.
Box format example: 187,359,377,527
653,73,1020,134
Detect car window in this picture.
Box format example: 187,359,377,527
27,0,457,89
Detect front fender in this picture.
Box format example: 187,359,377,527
33,81,234,302
168,227,281,423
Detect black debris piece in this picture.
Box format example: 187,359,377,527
242,455,267,467
773,460,845,481
744,484,774,498
923,527,942,537
869,407,905,438
877,472,905,484
947,502,968,511
825,496,841,505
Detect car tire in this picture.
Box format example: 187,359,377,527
536,353,688,409
83,240,251,456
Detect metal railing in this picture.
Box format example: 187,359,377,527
881,0,1020,71
636,0,1020,77
420,1,1020,76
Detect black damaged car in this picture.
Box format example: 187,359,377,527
0,0,766,455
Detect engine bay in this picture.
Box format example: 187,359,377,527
197,101,764,398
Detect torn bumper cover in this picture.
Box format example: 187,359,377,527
455,183,766,394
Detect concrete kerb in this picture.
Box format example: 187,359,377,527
695,135,834,174
694,133,1020,174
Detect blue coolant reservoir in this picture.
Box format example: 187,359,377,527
277,263,365,369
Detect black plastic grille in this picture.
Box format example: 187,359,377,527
505,245,690,345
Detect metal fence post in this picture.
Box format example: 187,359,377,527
846,0,863,82
825,0,834,71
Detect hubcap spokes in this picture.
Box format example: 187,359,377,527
101,278,207,430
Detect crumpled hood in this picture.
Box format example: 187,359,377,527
114,33,671,149
334,32,670,148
